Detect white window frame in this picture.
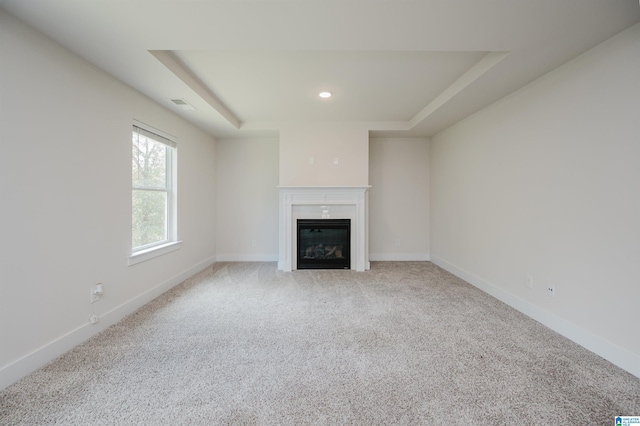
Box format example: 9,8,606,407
128,120,181,266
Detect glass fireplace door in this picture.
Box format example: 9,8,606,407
297,219,350,269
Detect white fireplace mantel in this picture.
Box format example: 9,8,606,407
278,186,371,271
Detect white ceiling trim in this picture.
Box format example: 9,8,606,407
152,49,509,135
149,50,241,130
408,51,509,129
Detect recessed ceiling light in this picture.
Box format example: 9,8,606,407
319,92,332,98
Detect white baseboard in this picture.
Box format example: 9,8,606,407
0,255,216,390
216,253,278,262
431,255,640,379
369,253,430,261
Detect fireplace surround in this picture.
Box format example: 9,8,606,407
278,186,370,271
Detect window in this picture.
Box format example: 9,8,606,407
130,121,179,264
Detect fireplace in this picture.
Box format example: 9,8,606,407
278,186,370,271
297,219,350,269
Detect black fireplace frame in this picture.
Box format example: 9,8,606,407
296,219,351,270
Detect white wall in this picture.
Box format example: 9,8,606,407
430,23,640,377
215,137,431,263
369,138,430,260
215,138,279,261
279,123,369,186
0,11,216,388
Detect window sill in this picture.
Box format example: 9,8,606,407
128,241,182,266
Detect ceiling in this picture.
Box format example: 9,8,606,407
2,0,639,139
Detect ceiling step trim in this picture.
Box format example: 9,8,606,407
409,51,509,129
150,50,241,129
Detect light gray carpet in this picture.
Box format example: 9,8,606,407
1,262,639,425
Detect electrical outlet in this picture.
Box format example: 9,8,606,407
547,286,555,298
90,283,103,303
525,275,533,289
251,240,257,247
395,238,401,247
